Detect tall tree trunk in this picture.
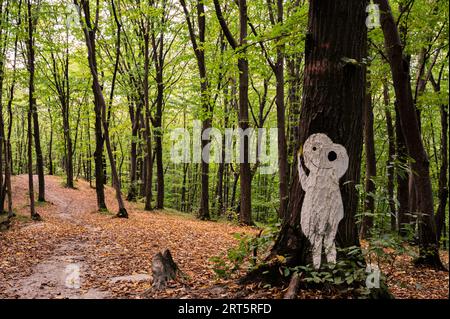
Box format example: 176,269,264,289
270,0,367,267
383,83,396,232
361,76,376,238
430,74,448,248
26,0,45,202
0,0,6,214
143,25,153,211
26,0,40,220
237,0,252,225
151,17,165,210
127,98,140,201
214,0,252,225
274,0,289,220
374,0,443,268
79,2,107,211
4,11,20,217
76,0,128,217
47,108,54,176
180,0,211,220
395,104,409,236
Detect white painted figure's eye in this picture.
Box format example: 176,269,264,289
328,151,337,162
312,146,317,151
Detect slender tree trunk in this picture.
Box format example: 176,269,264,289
214,0,252,225
26,0,45,202
151,23,165,209
361,76,376,238
435,102,448,247
47,108,54,175
374,0,443,268
180,0,211,219
274,0,288,220
395,105,409,236
4,13,19,216
143,26,153,211
26,0,40,220
383,83,396,231
76,0,129,216
430,75,448,248
0,1,6,214
127,99,139,201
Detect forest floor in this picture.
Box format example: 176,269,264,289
0,175,448,299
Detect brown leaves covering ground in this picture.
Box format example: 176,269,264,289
0,175,448,299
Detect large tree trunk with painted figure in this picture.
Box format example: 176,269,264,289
268,0,367,267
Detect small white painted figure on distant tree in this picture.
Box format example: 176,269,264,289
297,133,349,269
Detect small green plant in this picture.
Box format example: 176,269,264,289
210,221,281,278
286,246,379,297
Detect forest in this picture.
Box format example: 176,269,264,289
0,0,448,300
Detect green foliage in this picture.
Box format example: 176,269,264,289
210,221,281,278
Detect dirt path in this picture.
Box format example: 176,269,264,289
0,175,257,299
1,175,448,299
2,176,110,298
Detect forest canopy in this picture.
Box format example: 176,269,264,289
0,0,448,300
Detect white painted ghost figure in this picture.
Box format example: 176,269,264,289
297,133,349,269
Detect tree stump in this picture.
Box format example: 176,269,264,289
0,217,11,231
151,249,185,290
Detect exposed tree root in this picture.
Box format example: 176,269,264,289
116,208,128,218
414,255,448,272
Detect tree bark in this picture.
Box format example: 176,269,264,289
151,10,165,210
142,20,153,211
213,0,252,225
77,0,107,211
26,0,41,220
76,0,128,217
395,105,409,236
361,76,376,238
25,0,45,202
383,83,396,232
270,0,367,267
374,0,443,268
180,0,211,220
430,74,448,248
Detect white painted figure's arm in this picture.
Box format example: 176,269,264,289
297,151,308,191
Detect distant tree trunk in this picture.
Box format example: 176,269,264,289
151,15,165,209
374,0,443,268
430,73,448,248
76,0,107,211
25,0,45,202
361,76,376,238
273,0,289,220
286,53,302,181
383,83,396,232
215,87,229,215
181,163,189,212
180,0,211,220
435,102,448,247
47,108,54,176
49,42,73,187
214,0,252,225
270,0,367,267
4,13,20,216
76,0,128,217
127,98,140,201
25,0,40,220
142,21,153,211
395,105,409,236
0,0,6,214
